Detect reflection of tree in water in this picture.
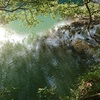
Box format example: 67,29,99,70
0,23,99,99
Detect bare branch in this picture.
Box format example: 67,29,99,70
0,1,27,12
0,7,27,12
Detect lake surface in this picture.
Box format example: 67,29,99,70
58,0,83,4
0,1,99,99
6,15,60,34
0,18,99,99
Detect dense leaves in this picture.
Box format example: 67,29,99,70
0,0,100,26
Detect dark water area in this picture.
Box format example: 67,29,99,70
0,20,99,99
58,0,83,4
0,43,89,100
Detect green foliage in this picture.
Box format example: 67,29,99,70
37,87,57,100
0,86,18,100
68,63,100,100
0,0,100,26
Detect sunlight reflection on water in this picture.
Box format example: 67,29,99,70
0,26,27,48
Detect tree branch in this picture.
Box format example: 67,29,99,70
0,0,40,12
0,1,27,12
80,93,100,100
85,2,92,24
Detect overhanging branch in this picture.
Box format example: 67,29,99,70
0,1,27,12
0,0,40,12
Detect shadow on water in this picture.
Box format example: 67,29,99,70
58,0,83,4
0,21,99,100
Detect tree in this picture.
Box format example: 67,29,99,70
0,0,100,26
0,0,57,25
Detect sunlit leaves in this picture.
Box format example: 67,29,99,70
0,0,100,26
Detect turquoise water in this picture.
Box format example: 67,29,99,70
6,0,83,34
58,0,83,4
0,19,99,99
0,2,99,99
0,35,91,100
7,15,60,34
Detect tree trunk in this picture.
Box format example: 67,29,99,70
85,2,92,25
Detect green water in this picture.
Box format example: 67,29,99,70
58,0,83,4
0,8,99,99
6,0,83,34
0,41,90,100
0,22,97,99
7,15,60,34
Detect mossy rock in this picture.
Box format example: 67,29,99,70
71,39,94,55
